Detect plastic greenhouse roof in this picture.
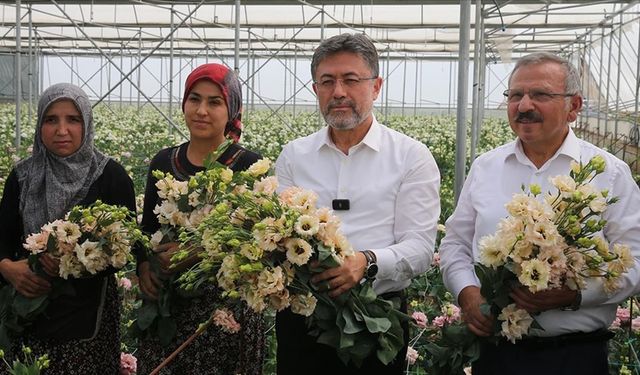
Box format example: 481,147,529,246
0,1,638,61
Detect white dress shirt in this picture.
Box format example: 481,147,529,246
440,128,640,336
275,116,441,294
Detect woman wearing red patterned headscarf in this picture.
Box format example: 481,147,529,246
136,63,264,374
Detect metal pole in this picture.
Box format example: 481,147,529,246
138,28,141,110
293,47,297,117
15,0,22,148
470,0,482,161
401,58,407,116
414,58,419,116
478,38,486,129
169,5,174,117
455,0,471,203
634,16,640,145
283,59,287,111
234,0,240,74
613,14,623,139
448,60,453,115
251,53,256,111
28,4,33,126
119,46,124,109
584,32,592,139
384,47,390,123
604,27,614,142
597,27,604,136
246,28,251,120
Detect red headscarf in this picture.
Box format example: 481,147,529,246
182,63,243,142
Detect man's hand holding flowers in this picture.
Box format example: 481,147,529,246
459,285,494,337
0,259,50,298
310,251,367,297
510,284,578,313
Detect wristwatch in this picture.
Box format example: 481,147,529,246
561,290,582,311
362,250,378,280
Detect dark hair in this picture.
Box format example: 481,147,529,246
311,33,379,79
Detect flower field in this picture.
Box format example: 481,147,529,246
1,103,639,374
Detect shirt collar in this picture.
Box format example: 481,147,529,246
507,127,581,166
316,114,382,152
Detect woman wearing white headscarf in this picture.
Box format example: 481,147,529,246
0,83,136,374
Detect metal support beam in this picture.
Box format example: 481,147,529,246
455,0,471,203
169,5,174,117
15,0,22,148
234,0,241,73
470,0,482,162
614,13,623,138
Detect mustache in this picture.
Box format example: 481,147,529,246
515,111,543,122
327,100,356,111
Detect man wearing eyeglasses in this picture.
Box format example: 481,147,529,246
439,52,640,374
274,33,441,374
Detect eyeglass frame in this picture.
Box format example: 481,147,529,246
313,76,378,91
503,89,577,103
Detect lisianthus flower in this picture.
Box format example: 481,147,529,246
290,292,317,317
412,311,428,328
518,258,551,292
284,238,313,266
498,304,533,343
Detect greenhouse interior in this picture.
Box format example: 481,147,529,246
1,1,640,374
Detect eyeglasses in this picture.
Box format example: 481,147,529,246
503,89,576,103
314,76,377,91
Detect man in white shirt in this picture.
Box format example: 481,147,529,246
275,33,440,374
439,52,640,375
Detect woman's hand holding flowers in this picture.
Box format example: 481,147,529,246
39,254,60,278
0,259,50,298
139,261,161,300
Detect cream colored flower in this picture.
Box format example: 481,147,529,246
289,189,318,214
220,168,233,183
550,175,577,194
253,176,279,195
269,289,291,311
109,247,129,269
518,258,551,292
284,238,313,266
498,304,533,343
244,289,267,313
505,193,536,218
75,241,109,275
253,217,286,252
290,292,317,317
23,232,48,254
524,219,561,248
613,243,634,269
256,266,286,296
294,215,320,237
188,191,201,207
247,158,271,177
478,234,509,268
588,197,607,213
55,221,82,245
570,160,582,174
58,252,84,279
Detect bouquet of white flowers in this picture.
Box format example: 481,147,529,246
148,151,406,368
476,155,633,343
0,201,147,352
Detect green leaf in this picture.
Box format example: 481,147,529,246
338,331,355,349
356,282,377,304
316,327,340,348
362,315,391,333
340,309,364,334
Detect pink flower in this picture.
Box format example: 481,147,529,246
632,317,640,332
406,346,419,366
118,277,132,291
212,308,241,334
610,317,622,329
412,311,428,328
431,315,447,328
432,252,441,266
120,353,137,375
616,307,631,323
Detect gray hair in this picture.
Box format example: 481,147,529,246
311,33,379,79
509,52,581,95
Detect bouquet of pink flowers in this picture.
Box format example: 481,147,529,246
476,155,633,343
148,149,406,367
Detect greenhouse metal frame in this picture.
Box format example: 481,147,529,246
1,0,639,198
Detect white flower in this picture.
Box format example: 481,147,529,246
58,252,84,279
518,258,551,292
284,238,313,266
294,215,320,237
74,241,109,274
588,197,607,213
549,175,577,194
188,191,201,207
247,158,271,177
55,221,82,245
290,292,317,317
150,231,164,250
253,176,279,195
478,234,509,268
524,219,561,248
24,232,48,254
498,304,534,343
